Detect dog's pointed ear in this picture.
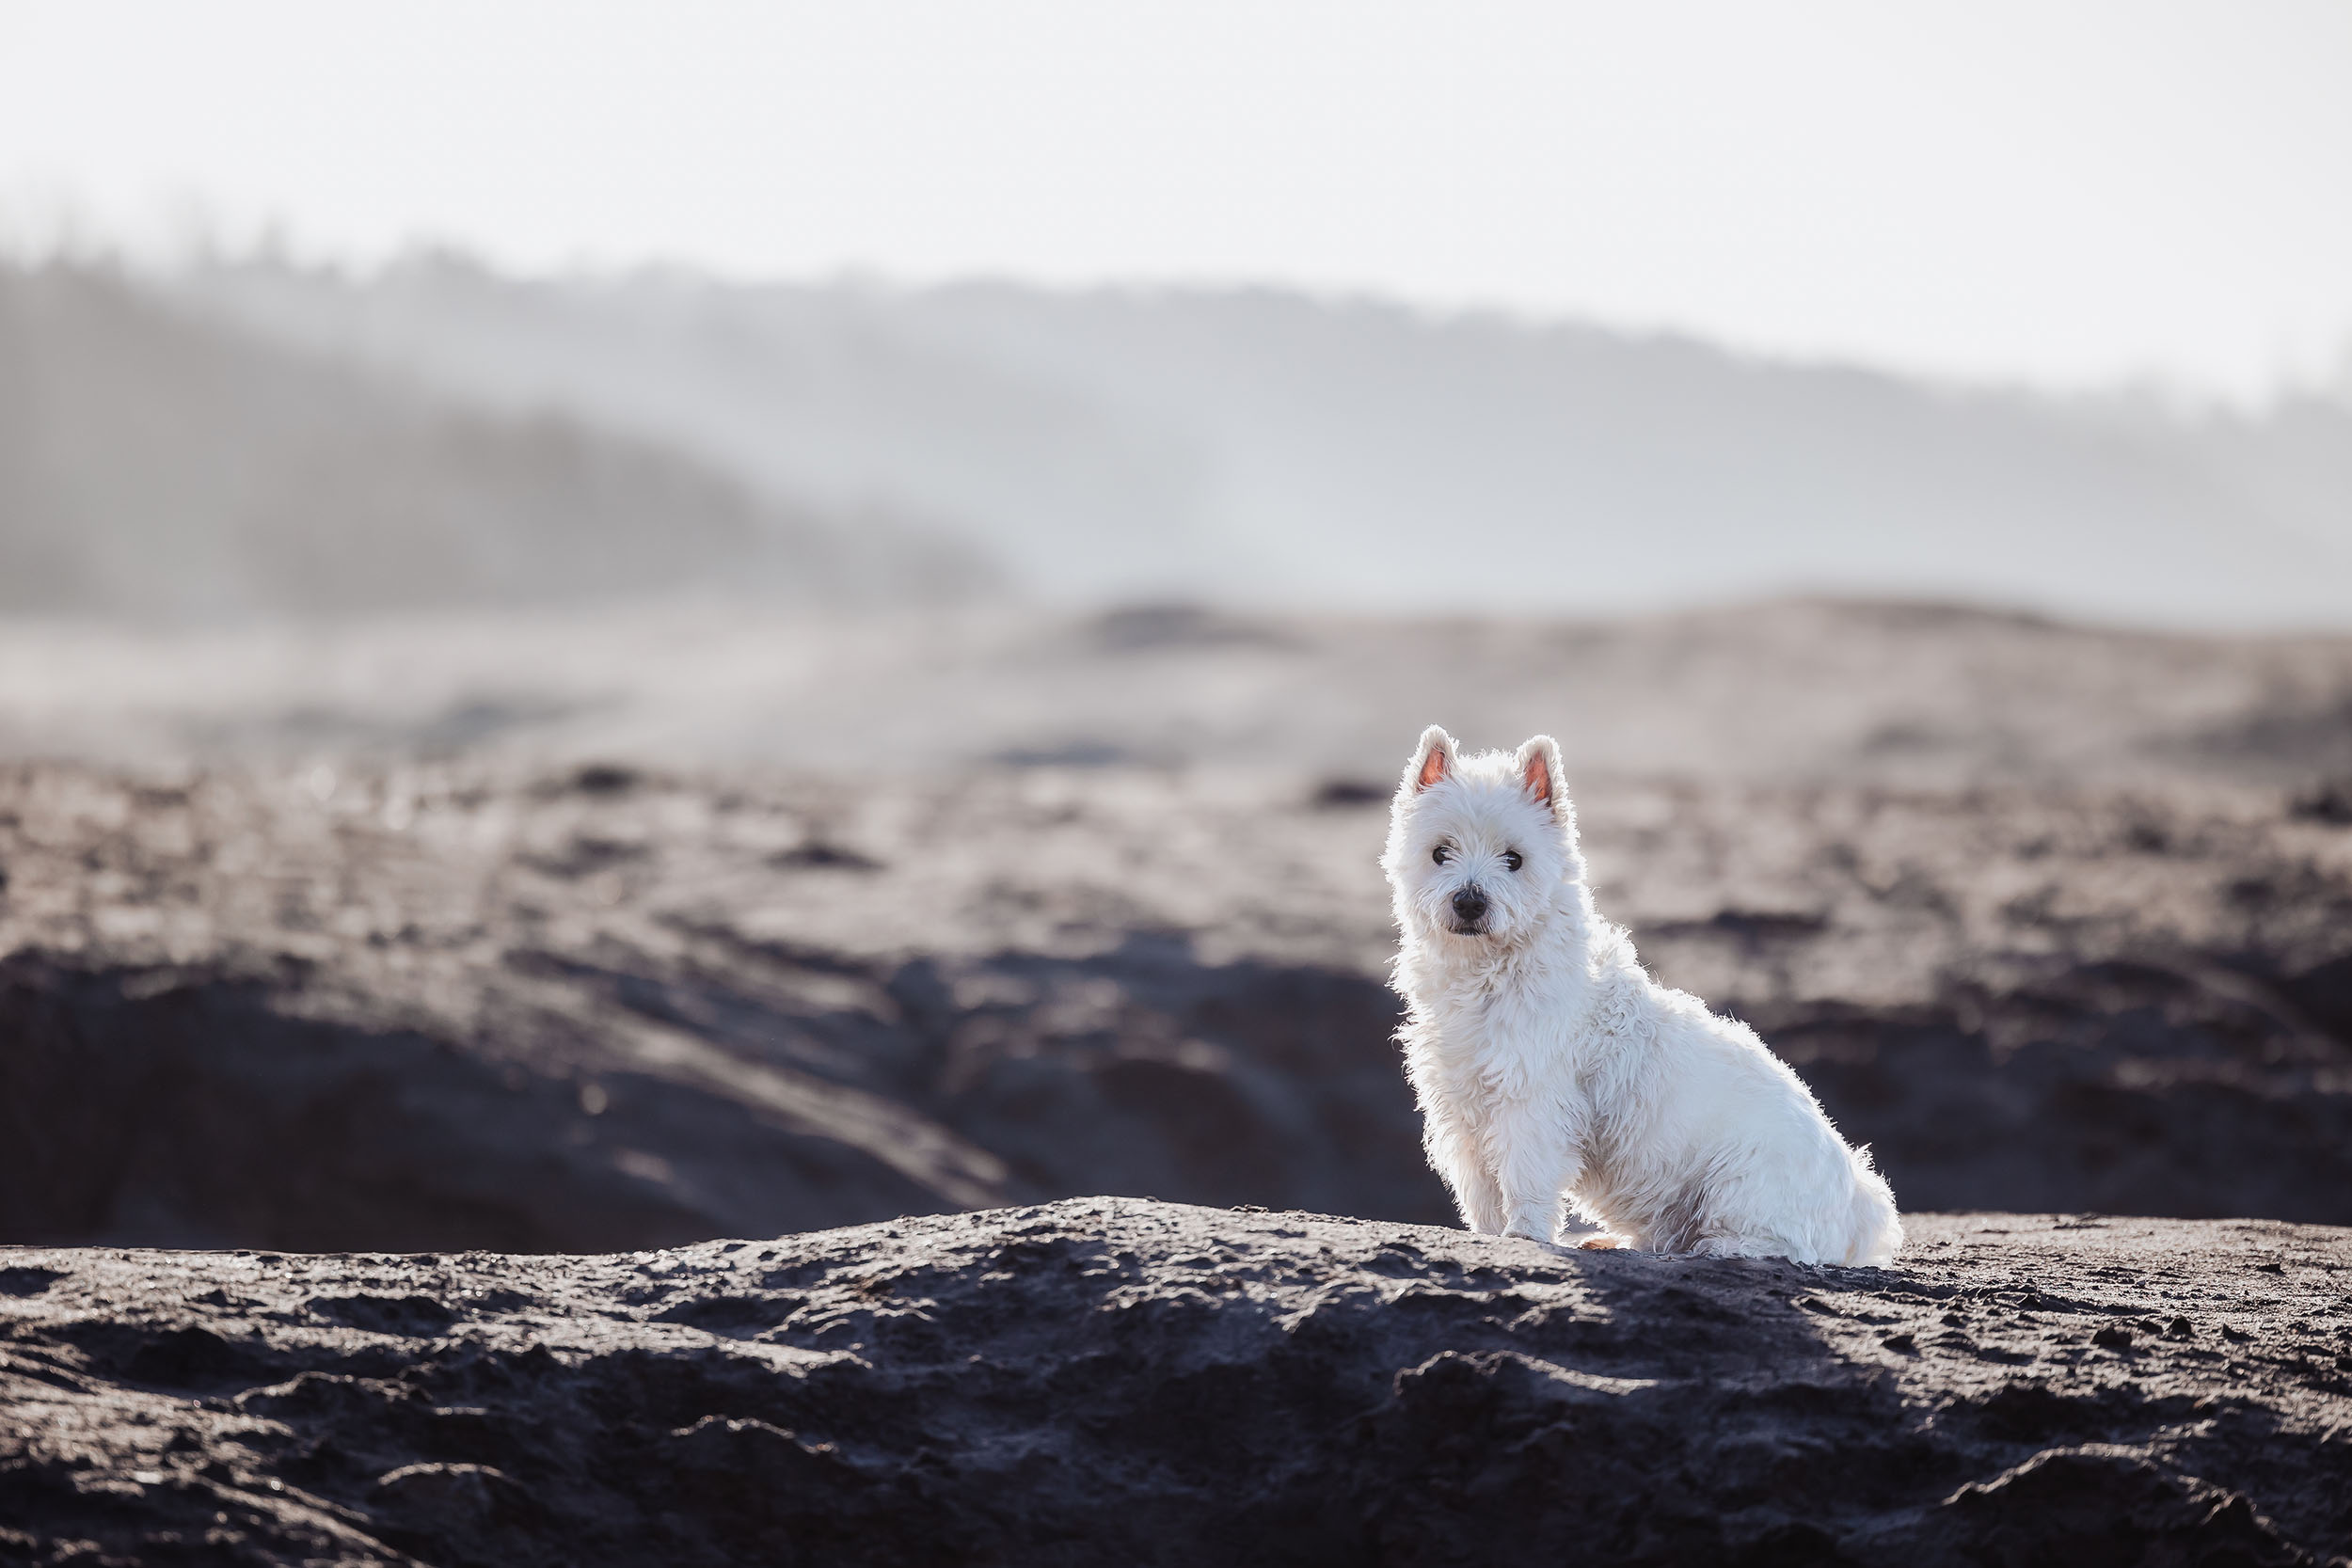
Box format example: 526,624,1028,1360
1516,735,1565,816
1408,726,1456,794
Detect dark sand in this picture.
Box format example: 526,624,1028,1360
4,600,2352,1561
4,752,2348,1250
5,1203,2349,1563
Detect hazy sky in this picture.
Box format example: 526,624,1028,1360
5,0,2348,400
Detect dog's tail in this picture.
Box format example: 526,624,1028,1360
1843,1144,1905,1266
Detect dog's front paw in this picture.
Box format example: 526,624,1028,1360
1575,1234,1630,1251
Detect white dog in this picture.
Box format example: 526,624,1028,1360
1384,726,1902,1266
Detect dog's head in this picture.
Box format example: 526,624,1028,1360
1382,726,1584,946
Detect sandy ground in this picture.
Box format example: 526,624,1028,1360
3,596,2350,1240
4,598,2352,1561
4,730,2351,1253
4,1202,2348,1564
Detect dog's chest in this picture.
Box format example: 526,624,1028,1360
1410,968,1587,1097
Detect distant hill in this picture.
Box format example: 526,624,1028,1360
177,256,2352,628
0,264,991,618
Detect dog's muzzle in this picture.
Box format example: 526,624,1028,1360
1448,886,1489,934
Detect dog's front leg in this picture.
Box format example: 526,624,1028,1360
1422,1101,1507,1233
1488,1099,1580,1245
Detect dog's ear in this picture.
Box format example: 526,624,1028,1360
1408,726,1456,794
1516,736,1565,816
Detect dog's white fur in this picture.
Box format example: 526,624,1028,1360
1384,726,1902,1266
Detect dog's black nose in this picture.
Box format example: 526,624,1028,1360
1451,887,1488,924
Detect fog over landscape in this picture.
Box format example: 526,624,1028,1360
5,252,2349,631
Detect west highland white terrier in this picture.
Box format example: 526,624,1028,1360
1384,726,1902,1265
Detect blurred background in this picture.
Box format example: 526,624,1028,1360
3,1,2350,1252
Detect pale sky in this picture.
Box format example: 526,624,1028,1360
5,0,2349,401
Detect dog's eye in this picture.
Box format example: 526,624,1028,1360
1503,850,1523,872
1432,845,1452,865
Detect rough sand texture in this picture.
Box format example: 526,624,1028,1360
6,604,2352,1562
4,1203,2349,1565
4,759,2350,1252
